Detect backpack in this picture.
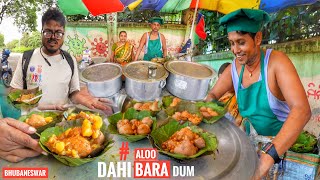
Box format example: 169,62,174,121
22,49,74,89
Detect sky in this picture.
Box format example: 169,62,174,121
0,13,42,44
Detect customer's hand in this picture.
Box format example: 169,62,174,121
0,118,47,162
71,87,113,115
38,104,68,111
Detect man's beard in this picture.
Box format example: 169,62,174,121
45,47,58,54
44,39,60,54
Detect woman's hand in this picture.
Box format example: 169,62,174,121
0,118,47,162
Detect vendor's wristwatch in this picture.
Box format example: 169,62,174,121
261,142,281,164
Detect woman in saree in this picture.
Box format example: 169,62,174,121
111,31,134,66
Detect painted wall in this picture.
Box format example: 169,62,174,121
63,26,109,59
63,21,188,62
194,37,320,136
118,24,186,60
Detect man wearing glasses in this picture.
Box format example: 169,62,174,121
10,8,112,113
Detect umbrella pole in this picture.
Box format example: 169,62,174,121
189,0,200,54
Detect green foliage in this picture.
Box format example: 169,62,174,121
27,31,41,48
0,33,4,47
264,2,320,43
0,0,54,32
199,2,319,54
6,39,19,49
6,31,40,52
12,46,33,53
196,10,226,54
290,131,317,153
20,32,30,47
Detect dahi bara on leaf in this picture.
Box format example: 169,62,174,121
19,111,63,134
46,118,105,158
162,96,181,108
26,114,53,128
133,100,160,112
16,93,37,104
117,117,153,135
162,127,206,156
199,106,219,119
107,108,156,142
172,111,203,125
150,120,218,160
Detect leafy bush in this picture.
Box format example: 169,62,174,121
12,46,33,53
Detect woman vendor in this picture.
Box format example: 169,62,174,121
111,31,134,66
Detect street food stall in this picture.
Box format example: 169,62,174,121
1,61,258,179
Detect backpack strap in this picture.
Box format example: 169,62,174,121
21,49,74,90
22,49,35,89
60,50,74,77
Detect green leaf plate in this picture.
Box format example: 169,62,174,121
108,108,156,142
7,89,42,109
150,120,218,160
39,119,114,166
19,111,63,134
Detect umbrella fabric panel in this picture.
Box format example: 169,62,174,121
120,0,137,6
139,0,168,11
82,0,125,16
260,0,318,13
58,0,89,16
155,0,168,11
128,0,143,10
190,0,259,14
160,0,192,12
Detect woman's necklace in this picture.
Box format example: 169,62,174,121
245,60,260,77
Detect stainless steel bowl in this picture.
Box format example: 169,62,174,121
80,63,122,97
164,61,216,100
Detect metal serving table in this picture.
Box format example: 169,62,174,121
0,117,258,180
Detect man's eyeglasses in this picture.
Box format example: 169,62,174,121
42,30,64,39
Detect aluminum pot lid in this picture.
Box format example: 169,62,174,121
122,61,168,82
80,63,122,82
164,61,215,79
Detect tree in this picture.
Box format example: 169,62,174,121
27,31,41,48
20,32,30,47
6,39,19,50
0,33,4,47
0,0,54,32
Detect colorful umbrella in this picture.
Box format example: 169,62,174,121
259,0,318,13
189,0,259,15
58,0,125,16
82,0,125,16
58,0,319,16
57,0,89,16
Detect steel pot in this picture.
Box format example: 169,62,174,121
164,61,215,100
122,61,168,101
80,63,122,97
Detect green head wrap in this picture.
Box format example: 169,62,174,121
219,9,270,33
148,17,164,25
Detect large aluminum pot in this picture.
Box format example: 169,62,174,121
80,63,122,97
164,61,215,100
123,61,168,101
